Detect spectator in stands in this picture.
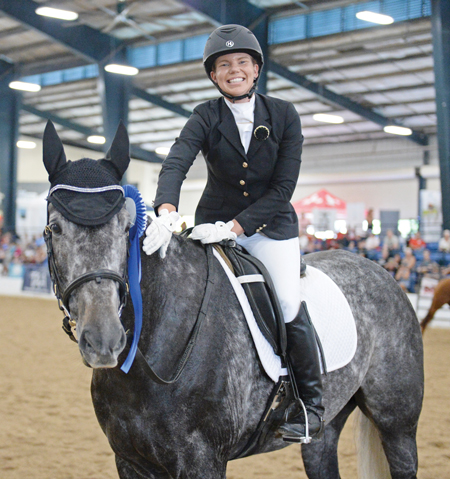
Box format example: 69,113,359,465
365,232,380,251
409,231,426,251
384,229,400,251
383,253,401,276
395,248,416,292
381,229,400,262
1,232,13,276
366,208,374,231
438,229,450,252
299,230,309,252
416,249,440,283
365,232,380,250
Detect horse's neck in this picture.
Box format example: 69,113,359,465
137,238,210,374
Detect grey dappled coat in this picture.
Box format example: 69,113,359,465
154,93,303,240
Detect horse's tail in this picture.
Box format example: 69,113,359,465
354,408,391,479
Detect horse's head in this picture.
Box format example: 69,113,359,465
43,121,131,368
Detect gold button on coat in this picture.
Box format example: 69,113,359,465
242,162,248,168
240,180,245,186
243,192,249,197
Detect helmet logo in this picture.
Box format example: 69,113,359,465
226,41,234,47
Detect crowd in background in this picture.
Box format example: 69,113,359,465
299,228,450,293
0,231,47,277
2,226,450,294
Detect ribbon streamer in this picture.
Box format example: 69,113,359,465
121,185,147,373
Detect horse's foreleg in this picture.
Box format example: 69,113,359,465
301,400,357,479
116,455,171,479
115,451,227,479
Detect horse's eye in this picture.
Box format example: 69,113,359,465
51,223,62,235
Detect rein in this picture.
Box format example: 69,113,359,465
45,219,214,385
130,243,215,385
44,224,129,343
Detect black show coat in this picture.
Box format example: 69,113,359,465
154,93,303,240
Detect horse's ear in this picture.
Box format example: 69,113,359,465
103,121,130,181
43,120,67,177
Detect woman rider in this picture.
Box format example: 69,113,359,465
143,24,324,442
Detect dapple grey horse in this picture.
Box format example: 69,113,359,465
43,124,423,479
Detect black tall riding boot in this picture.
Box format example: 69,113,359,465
278,301,324,443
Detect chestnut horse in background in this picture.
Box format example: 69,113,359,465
420,277,450,333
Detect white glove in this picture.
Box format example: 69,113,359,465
142,209,180,258
190,221,237,244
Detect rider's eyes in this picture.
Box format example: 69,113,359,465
51,223,62,235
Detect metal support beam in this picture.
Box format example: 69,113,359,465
0,0,184,150
132,86,191,118
21,105,162,163
98,57,131,182
98,57,130,149
268,60,428,146
0,60,21,234
22,104,92,136
431,0,450,230
0,0,122,63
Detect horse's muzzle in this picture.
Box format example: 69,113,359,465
78,324,127,368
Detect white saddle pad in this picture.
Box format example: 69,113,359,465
300,265,357,373
213,250,357,382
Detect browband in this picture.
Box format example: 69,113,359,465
48,184,125,196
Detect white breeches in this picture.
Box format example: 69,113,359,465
236,233,301,323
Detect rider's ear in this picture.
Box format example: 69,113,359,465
102,121,130,181
43,120,67,177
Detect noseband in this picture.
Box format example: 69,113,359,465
44,224,129,343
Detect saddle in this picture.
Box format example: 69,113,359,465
214,241,286,355
180,233,305,455
214,240,307,356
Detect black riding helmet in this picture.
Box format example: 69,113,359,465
203,24,264,102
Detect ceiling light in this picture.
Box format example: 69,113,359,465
9,81,41,92
383,125,412,136
155,147,171,155
104,64,139,76
17,140,36,149
87,135,106,144
356,11,394,25
36,7,79,21
313,113,344,124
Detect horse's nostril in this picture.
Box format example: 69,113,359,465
79,330,95,353
109,329,127,355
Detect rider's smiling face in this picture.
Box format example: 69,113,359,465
211,52,259,102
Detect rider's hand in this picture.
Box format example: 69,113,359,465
190,221,237,244
142,209,180,258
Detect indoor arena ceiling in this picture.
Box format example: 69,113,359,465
0,0,436,161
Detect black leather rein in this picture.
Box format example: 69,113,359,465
130,243,215,384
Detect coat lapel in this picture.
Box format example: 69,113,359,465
247,94,271,160
218,98,247,160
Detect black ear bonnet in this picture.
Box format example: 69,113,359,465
43,121,130,226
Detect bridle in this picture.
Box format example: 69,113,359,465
44,221,215,384
44,223,129,343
